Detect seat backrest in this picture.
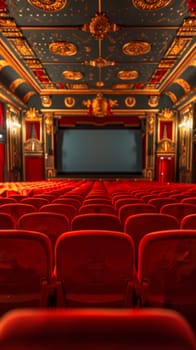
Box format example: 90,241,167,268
79,204,115,214
82,198,112,206
17,212,69,250
180,214,196,229
124,213,179,267
160,203,196,224
0,198,17,205
0,229,52,313
0,212,15,229
0,308,195,350
148,197,178,211
138,229,196,324
39,203,77,229
114,198,144,213
181,197,196,205
52,197,81,210
21,197,49,210
119,203,157,227
0,203,36,227
71,213,122,231
55,230,134,306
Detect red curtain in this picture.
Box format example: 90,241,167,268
156,156,175,183
25,121,41,141
25,156,44,181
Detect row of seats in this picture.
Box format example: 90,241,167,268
0,209,196,266
0,308,195,350
0,228,195,331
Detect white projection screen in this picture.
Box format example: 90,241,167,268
56,128,143,174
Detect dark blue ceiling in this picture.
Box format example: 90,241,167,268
0,0,195,114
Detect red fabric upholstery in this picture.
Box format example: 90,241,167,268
55,230,135,306
0,203,36,227
0,308,195,350
71,213,122,231
0,229,53,314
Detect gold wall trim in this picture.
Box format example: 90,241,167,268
9,78,25,92
0,60,9,71
174,78,191,94
23,91,36,104
164,91,177,103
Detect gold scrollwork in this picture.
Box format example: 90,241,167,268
118,70,138,80
132,0,172,11
64,97,75,108
122,41,151,56
125,97,136,107
27,0,67,12
63,71,83,80
49,42,77,56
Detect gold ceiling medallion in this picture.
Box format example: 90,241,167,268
64,97,75,108
82,12,118,40
118,70,138,80
41,95,52,107
148,95,159,107
174,79,191,94
132,0,172,11
125,97,136,107
123,41,151,56
49,42,77,56
63,70,83,80
27,0,67,12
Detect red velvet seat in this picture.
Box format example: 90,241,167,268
0,213,15,229
0,203,36,227
21,197,49,210
160,203,196,225
52,197,82,210
0,308,195,350
180,214,196,229
119,203,157,228
82,198,112,206
124,213,179,267
0,229,53,315
137,229,196,331
148,197,178,211
0,198,17,205
39,203,77,229
55,230,135,306
17,212,69,254
181,197,196,205
114,197,144,214
71,213,122,231
79,204,115,214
